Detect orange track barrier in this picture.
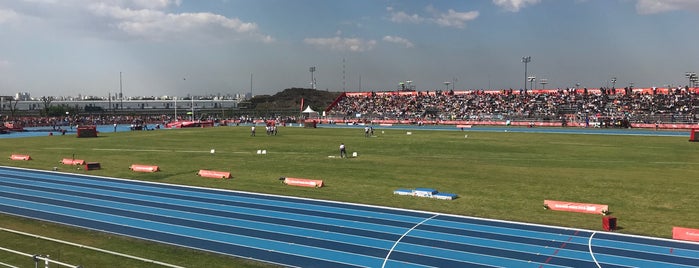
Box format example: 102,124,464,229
130,164,160,172
61,158,85,165
198,170,231,179
544,200,609,215
673,227,699,242
10,154,31,161
281,177,324,188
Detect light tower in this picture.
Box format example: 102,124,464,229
522,56,531,92
309,66,316,89
119,72,123,110
686,72,697,87
539,78,548,90
443,81,451,91
527,76,536,91
611,77,617,88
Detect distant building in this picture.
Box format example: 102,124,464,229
15,92,30,101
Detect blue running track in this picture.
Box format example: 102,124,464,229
1,166,698,267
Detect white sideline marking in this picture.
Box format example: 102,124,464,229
0,227,184,268
588,231,602,268
381,214,439,268
91,148,250,154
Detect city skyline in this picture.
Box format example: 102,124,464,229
1,0,698,97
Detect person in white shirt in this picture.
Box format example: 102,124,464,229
339,143,347,158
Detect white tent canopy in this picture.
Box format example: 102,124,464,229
301,105,320,119
301,105,316,113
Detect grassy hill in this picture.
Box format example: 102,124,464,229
239,88,342,114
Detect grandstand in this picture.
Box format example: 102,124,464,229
324,86,699,129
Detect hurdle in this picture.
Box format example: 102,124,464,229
198,170,231,179
10,154,31,161
130,164,160,172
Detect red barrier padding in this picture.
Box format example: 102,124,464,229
602,216,617,231
690,128,699,142
61,158,86,165
130,164,160,172
456,124,472,129
198,170,231,179
544,200,609,215
280,177,324,188
77,125,98,138
85,162,101,170
10,154,31,161
673,227,699,242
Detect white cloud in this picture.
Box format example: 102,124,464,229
387,7,425,24
2,1,273,43
433,9,479,28
635,0,699,14
0,59,10,69
87,2,273,42
0,8,21,24
492,0,541,12
387,6,478,28
382,35,414,48
304,36,377,52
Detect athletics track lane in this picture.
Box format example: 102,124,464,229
1,166,698,267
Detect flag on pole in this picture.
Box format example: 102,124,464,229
300,98,304,111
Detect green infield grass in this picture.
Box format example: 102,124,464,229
1,126,698,267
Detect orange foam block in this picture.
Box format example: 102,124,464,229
130,164,160,172
282,177,324,188
198,170,231,179
61,158,85,165
10,154,31,161
673,227,699,242
544,200,609,215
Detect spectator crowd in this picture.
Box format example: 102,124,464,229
328,86,698,127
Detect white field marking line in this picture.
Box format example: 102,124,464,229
0,226,185,268
91,148,250,154
0,260,19,268
651,161,699,165
382,214,439,268
588,231,602,268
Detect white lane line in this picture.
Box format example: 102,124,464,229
589,231,602,268
382,214,439,268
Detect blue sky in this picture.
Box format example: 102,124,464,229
0,0,698,98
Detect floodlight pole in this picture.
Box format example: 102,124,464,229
686,72,697,87
539,78,548,90
309,67,316,89
522,56,531,93
528,76,536,91
611,77,617,88
119,72,123,110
